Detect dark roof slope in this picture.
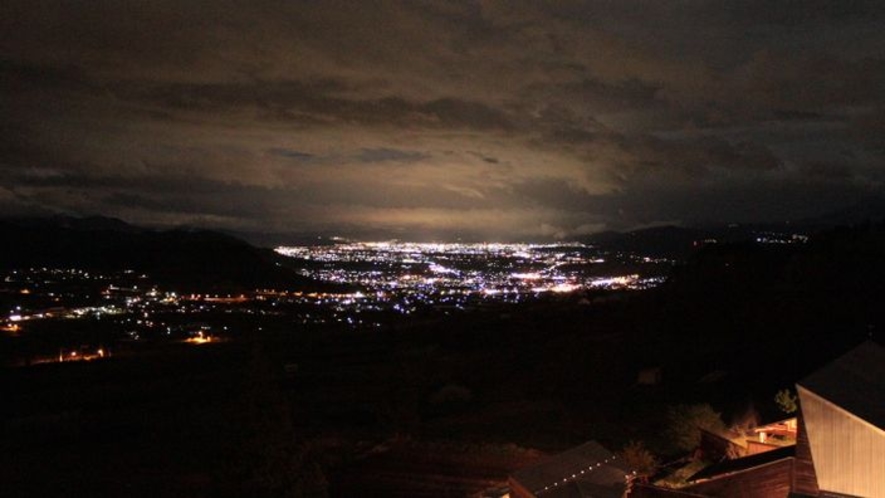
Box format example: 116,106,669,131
688,445,795,482
511,441,630,497
798,341,885,429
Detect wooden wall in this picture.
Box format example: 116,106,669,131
746,441,781,456
798,386,885,497
792,412,819,496
684,458,794,498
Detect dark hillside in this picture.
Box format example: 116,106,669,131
638,222,885,415
0,217,344,292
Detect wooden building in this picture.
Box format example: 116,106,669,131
629,341,884,498
698,428,746,462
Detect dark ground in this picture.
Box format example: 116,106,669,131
2,223,884,496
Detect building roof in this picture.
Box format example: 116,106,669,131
688,445,795,482
510,440,630,498
798,340,885,430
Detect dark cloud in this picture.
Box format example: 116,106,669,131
799,161,855,182
357,148,429,163
1,0,883,241
468,151,499,164
269,148,315,161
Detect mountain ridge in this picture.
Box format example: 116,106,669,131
0,216,347,293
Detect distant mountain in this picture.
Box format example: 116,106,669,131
0,216,349,292
2,214,147,233
795,196,885,228
586,225,706,259
585,196,885,260
585,221,828,260
674,220,885,302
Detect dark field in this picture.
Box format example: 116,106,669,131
3,224,885,496
3,290,877,497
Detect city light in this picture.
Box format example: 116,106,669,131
1,241,671,365
275,241,664,303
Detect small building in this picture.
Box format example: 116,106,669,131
747,418,797,456
508,441,633,498
698,428,746,462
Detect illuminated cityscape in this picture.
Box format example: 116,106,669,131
2,242,669,364
276,240,668,297
273,240,670,322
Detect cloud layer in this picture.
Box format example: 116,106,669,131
2,0,884,241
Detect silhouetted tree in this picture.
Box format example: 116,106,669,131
620,440,658,479
664,404,726,454
774,388,798,415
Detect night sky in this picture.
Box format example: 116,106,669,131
2,1,884,241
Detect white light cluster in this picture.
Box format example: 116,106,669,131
276,241,658,302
